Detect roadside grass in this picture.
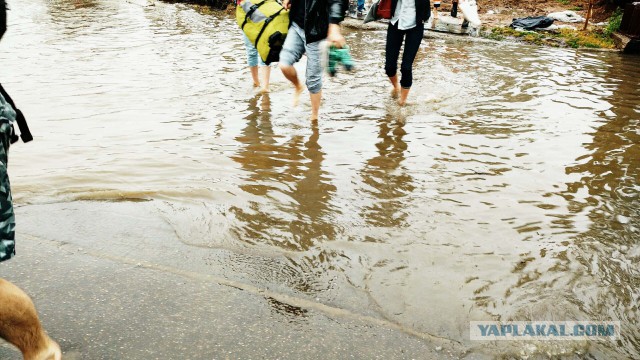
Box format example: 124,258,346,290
604,8,624,36
484,26,617,49
558,28,616,48
482,6,627,50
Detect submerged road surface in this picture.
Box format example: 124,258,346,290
0,0,639,358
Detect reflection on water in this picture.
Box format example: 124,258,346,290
1,0,639,357
230,93,338,251
359,112,414,229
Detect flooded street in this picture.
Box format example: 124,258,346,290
1,0,639,358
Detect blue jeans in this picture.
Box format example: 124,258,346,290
279,23,323,94
357,0,365,12
242,33,266,67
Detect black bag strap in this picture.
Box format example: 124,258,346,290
254,8,284,48
0,83,32,143
1,0,7,41
241,0,267,30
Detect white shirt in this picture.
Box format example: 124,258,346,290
390,0,417,31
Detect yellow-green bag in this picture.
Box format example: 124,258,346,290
236,0,289,64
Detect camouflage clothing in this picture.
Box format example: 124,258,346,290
0,92,15,262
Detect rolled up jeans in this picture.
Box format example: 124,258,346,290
242,33,266,67
278,23,323,94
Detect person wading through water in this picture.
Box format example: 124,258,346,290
385,0,430,105
0,1,62,359
278,0,347,121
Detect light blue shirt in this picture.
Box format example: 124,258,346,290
390,0,417,30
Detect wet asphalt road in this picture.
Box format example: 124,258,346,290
0,202,463,359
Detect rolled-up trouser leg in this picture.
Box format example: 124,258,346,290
304,40,323,94
242,33,266,67
279,23,306,67
399,23,424,89
385,22,404,79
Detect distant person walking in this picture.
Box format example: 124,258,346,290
278,0,346,120
356,0,366,18
432,0,440,21
237,0,271,92
385,0,430,105
0,2,62,359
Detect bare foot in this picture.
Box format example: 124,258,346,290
259,86,270,94
310,113,319,121
293,84,304,106
253,82,260,88
391,86,401,99
397,87,410,106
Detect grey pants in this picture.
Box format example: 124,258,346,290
278,23,324,94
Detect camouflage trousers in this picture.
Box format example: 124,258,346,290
0,118,14,262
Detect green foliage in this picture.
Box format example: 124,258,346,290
556,0,570,5
604,8,624,36
557,29,615,49
485,27,507,41
483,26,616,50
487,27,545,45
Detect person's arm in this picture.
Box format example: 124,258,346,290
283,0,291,10
327,0,346,47
328,0,346,24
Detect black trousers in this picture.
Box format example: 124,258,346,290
385,21,424,89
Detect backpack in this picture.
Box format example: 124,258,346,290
236,0,289,65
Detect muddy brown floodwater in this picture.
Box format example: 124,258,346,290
1,0,639,358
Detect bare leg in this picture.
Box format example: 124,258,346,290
279,63,304,106
310,91,321,121
250,66,260,87
0,279,61,360
398,87,410,106
389,74,401,98
259,66,271,93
